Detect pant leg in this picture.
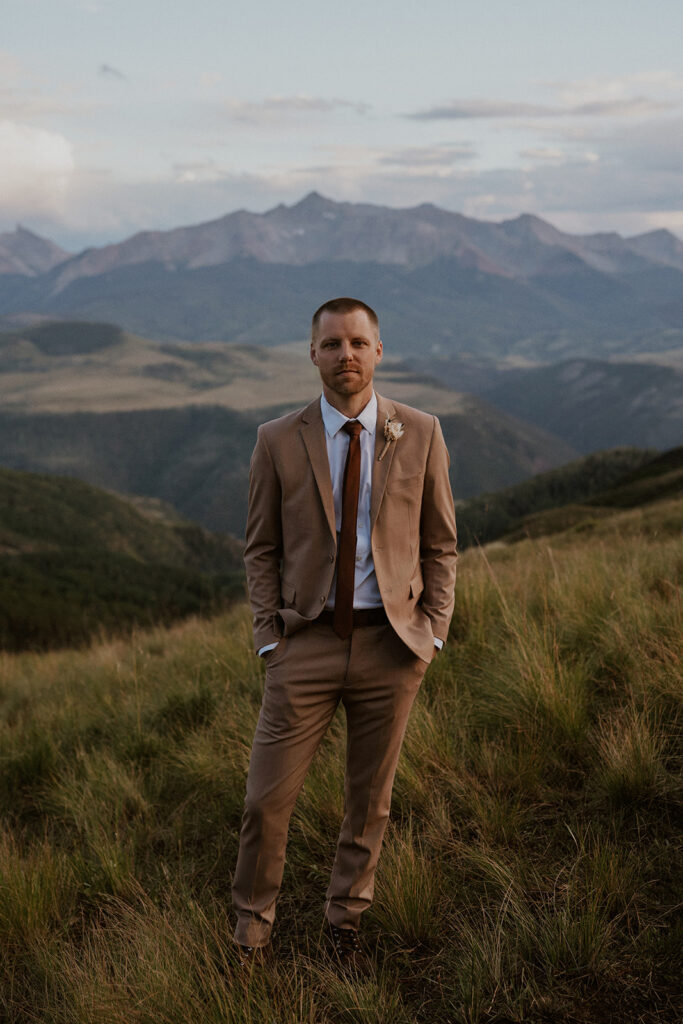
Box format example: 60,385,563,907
325,625,428,929
232,628,344,947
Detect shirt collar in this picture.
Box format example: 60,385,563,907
321,391,377,439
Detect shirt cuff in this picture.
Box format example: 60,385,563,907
258,642,279,657
433,637,444,650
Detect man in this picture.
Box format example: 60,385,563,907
232,297,457,966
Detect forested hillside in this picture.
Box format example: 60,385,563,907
0,468,244,650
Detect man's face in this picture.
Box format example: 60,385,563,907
310,309,383,402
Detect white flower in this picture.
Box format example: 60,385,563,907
378,417,405,461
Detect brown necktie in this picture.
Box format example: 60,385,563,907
333,420,363,639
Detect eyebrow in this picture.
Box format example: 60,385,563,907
321,334,371,343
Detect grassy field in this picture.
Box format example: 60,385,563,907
1,499,681,1022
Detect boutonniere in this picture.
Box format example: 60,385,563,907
378,416,405,461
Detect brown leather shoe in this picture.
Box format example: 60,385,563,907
326,924,368,973
237,943,273,971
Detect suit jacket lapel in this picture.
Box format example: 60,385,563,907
370,393,397,530
300,397,336,539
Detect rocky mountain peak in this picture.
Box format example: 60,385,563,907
4,193,683,292
0,226,70,276
291,191,337,213
626,228,683,268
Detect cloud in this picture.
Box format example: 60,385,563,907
303,142,477,174
592,114,683,174
223,95,370,123
408,71,683,123
0,121,74,220
570,97,672,117
173,160,234,184
0,87,84,120
548,71,683,107
532,113,683,174
377,144,476,168
408,100,556,120
519,147,567,163
0,51,83,119
406,96,674,120
99,63,126,81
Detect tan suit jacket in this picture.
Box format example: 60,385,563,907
244,392,457,663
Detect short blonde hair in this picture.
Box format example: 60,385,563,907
311,297,379,340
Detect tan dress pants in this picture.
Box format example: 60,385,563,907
232,621,428,947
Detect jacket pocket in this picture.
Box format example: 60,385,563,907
281,579,296,605
409,571,424,600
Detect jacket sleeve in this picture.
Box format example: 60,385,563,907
419,416,457,642
243,426,283,652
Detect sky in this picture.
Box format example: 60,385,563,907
2,0,683,251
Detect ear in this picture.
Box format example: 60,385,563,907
310,342,319,366
375,338,383,365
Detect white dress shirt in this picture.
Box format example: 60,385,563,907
320,391,383,610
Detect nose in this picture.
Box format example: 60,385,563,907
338,341,355,362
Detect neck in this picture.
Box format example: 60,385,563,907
322,384,374,419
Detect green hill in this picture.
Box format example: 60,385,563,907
587,446,683,509
455,446,673,548
0,468,244,651
498,446,683,544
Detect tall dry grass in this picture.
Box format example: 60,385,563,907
0,498,681,1022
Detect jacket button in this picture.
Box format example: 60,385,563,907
320,597,325,604
329,554,334,563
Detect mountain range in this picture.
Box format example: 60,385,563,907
5,192,683,279
2,193,682,360
421,354,682,453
